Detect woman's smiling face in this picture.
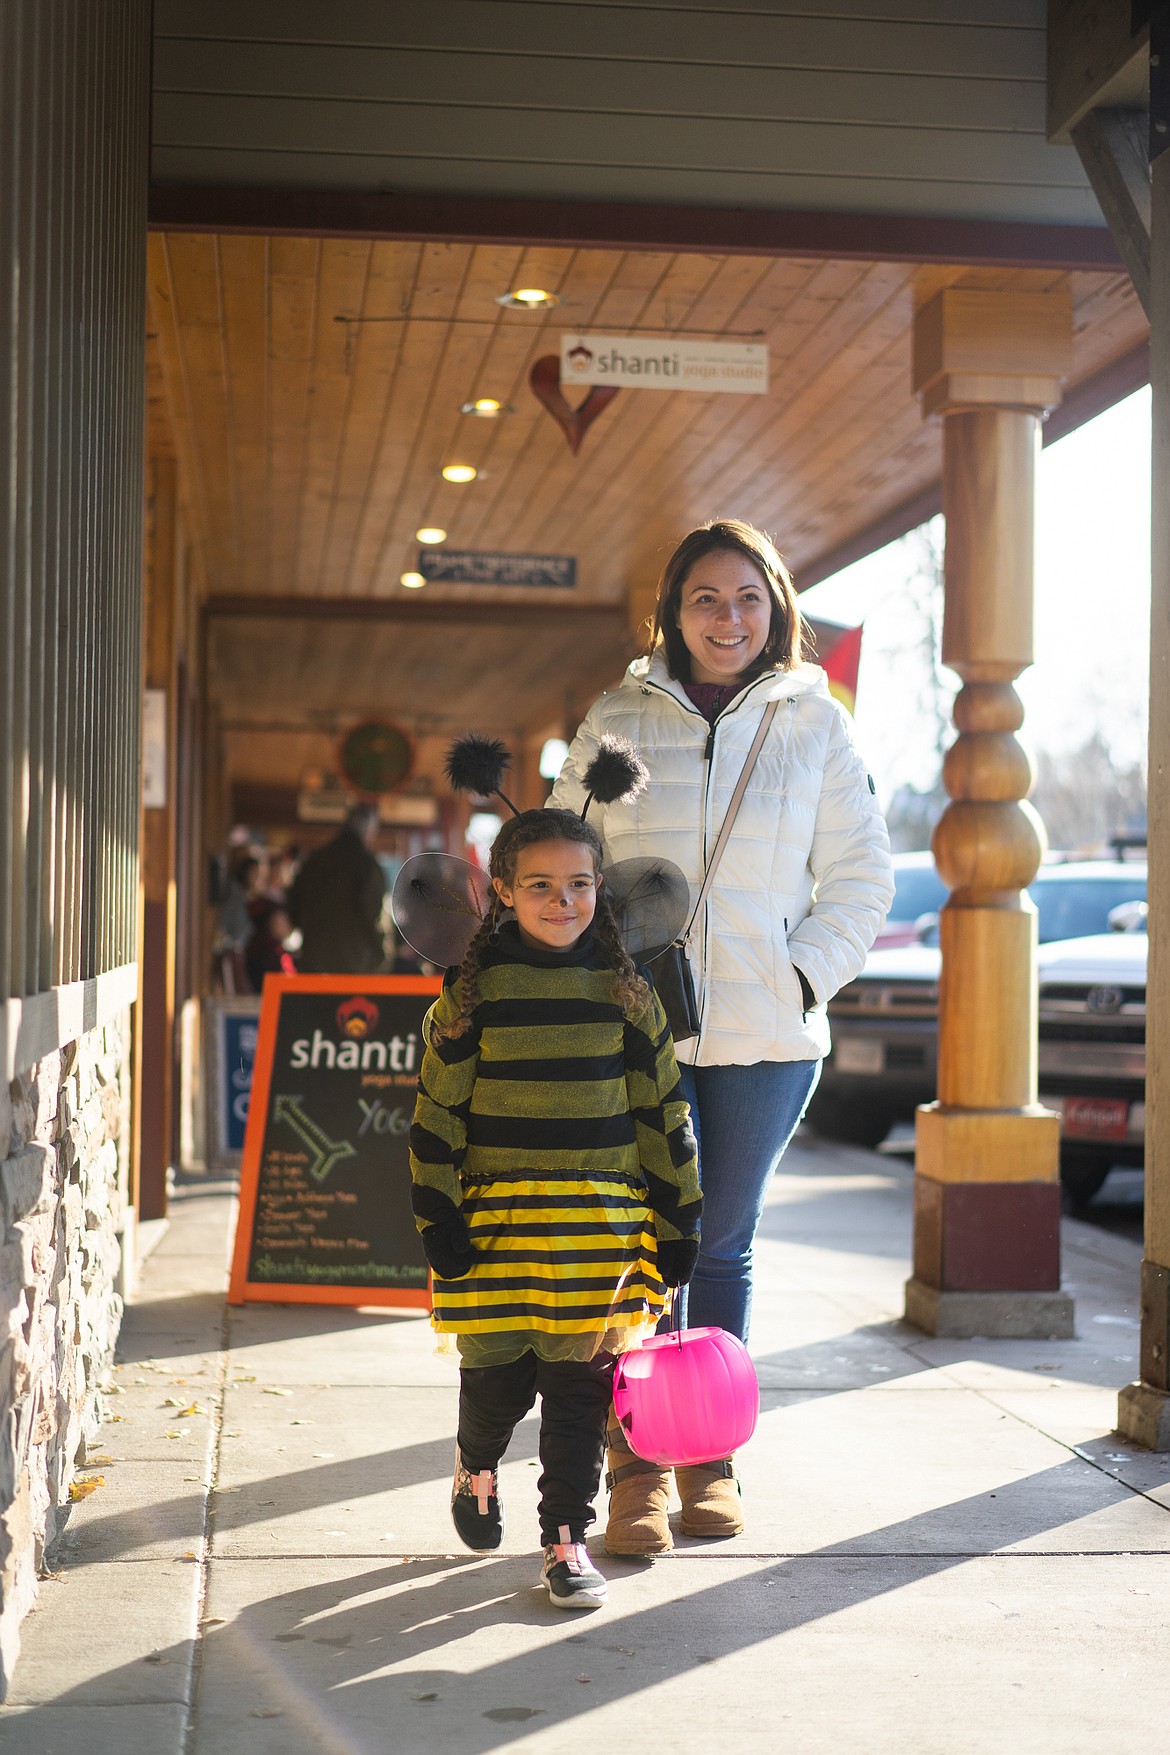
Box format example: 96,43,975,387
493,839,599,950
675,550,773,684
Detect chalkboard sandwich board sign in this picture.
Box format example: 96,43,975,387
228,974,442,1308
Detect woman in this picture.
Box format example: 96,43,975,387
550,519,893,1554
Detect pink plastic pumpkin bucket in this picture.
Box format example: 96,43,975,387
612,1323,759,1467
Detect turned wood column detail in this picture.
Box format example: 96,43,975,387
906,289,1074,1337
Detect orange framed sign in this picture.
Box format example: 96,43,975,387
228,974,442,1308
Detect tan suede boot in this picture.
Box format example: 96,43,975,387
604,1417,673,1557
675,1459,745,1538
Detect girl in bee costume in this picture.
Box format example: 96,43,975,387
402,736,700,1610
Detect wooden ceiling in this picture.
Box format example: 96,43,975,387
205,605,634,739
146,230,1147,733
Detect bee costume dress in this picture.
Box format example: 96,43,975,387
411,922,700,1360
408,920,700,1548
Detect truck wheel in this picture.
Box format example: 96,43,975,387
1059,1151,1110,1209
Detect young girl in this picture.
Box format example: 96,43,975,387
409,808,701,1610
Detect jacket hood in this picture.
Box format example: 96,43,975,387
621,647,831,710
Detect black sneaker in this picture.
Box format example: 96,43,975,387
540,1526,607,1610
450,1447,503,1551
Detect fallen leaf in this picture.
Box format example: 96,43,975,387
144,1652,170,1665
412,1692,439,1702
200,1616,226,1627
261,1387,293,1397
164,1429,191,1439
162,1397,188,1408
577,1674,592,1683
183,1476,203,1483
250,1709,283,1719
176,1552,199,1563
103,1413,126,1423
290,1419,314,1426
234,1373,257,1382
68,1476,105,1500
87,1454,114,1466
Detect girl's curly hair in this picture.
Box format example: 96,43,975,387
432,809,651,1039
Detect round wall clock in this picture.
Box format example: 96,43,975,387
338,719,413,797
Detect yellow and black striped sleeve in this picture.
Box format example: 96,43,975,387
409,979,479,1234
623,988,701,1243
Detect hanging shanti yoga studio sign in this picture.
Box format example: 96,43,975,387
559,334,769,395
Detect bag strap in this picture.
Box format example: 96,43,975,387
683,697,781,939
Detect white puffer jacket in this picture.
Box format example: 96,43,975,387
550,651,894,1067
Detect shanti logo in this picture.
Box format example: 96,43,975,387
337,995,379,1039
567,343,593,371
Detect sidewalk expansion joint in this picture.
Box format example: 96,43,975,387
181,1289,232,1755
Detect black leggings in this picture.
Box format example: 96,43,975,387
458,1349,616,1544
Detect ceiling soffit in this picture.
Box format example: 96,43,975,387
147,233,1147,638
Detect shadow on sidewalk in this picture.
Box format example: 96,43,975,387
11,1454,1169,1752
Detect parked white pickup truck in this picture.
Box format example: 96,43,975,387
807,862,1147,1207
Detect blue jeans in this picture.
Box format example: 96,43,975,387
674,1059,820,1345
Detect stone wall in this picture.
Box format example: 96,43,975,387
0,1015,131,1696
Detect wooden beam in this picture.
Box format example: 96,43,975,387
796,340,1151,591
139,457,181,1222
148,184,1125,273
1117,119,1170,1450
1071,108,1152,313
202,595,623,625
1048,0,1149,142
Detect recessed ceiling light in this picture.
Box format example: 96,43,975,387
441,464,477,483
400,571,427,589
461,397,510,417
415,526,447,544
496,288,558,310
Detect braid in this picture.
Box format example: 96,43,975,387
592,892,652,1021
432,892,502,1040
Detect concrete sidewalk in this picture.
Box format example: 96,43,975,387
2,1137,1169,1754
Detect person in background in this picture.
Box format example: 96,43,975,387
287,804,387,974
551,518,893,1556
214,850,268,994
244,900,297,992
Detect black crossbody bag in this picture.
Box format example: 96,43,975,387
644,699,780,1043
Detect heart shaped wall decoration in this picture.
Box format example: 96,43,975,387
529,355,619,455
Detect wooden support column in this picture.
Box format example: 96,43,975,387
138,455,180,1220
905,288,1074,1339
1118,120,1170,1449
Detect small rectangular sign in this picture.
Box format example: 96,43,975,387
143,688,167,807
419,548,576,588
204,997,263,1170
560,333,769,395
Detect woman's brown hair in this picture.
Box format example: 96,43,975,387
432,809,651,1039
649,518,807,682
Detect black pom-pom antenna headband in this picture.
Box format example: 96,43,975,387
443,734,521,817
444,730,647,820
392,730,680,969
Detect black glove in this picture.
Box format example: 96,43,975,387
656,1236,699,1289
422,1217,476,1280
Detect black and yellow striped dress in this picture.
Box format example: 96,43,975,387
409,923,701,1367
